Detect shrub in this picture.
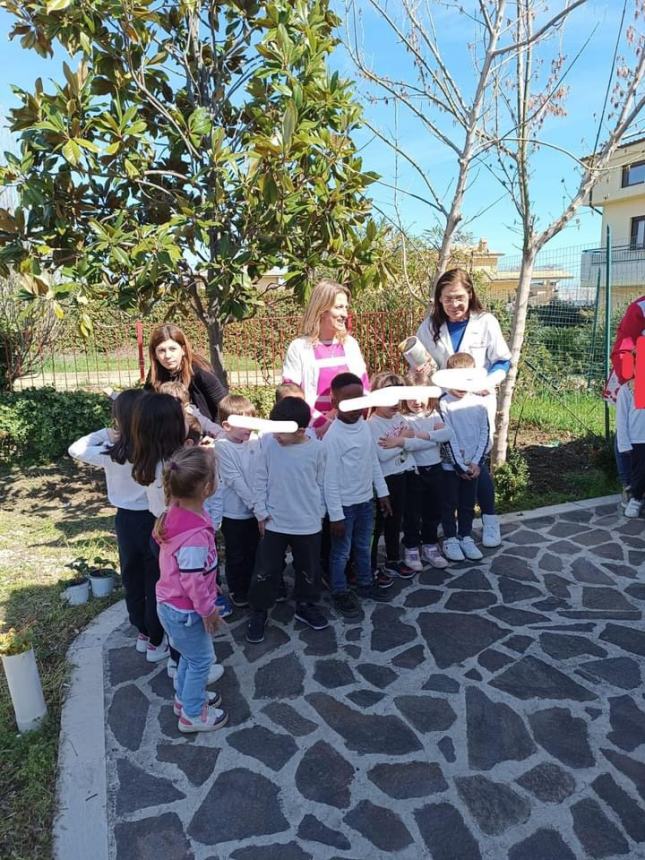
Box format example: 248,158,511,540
0,388,111,466
235,385,277,418
493,449,530,504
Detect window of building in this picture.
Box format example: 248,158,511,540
630,216,645,250
622,160,645,187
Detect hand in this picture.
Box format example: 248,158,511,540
200,435,216,447
459,470,473,481
379,435,404,449
474,389,491,396
399,425,415,438
434,421,445,429
203,607,221,633
379,496,393,517
315,418,333,440
414,359,434,378
468,463,481,478
257,517,269,537
330,520,345,538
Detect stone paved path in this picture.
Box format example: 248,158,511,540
103,501,645,859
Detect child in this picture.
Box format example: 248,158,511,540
246,397,328,643
438,353,489,561
401,374,453,569
616,379,645,518
158,380,224,440
155,446,228,733
367,371,424,584
204,395,260,607
68,389,164,656
324,373,392,618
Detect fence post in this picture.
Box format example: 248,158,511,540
136,320,145,382
604,225,612,444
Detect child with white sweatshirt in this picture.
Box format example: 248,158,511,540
616,379,645,518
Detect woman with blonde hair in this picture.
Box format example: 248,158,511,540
282,279,369,438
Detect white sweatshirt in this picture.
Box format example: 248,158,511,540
404,412,454,468
616,382,645,452
322,418,389,522
187,404,224,439
438,393,489,472
205,437,258,525
68,429,148,510
144,461,166,517
254,438,326,534
367,413,426,478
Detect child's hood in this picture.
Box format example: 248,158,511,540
158,507,213,552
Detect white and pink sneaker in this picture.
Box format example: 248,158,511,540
135,633,149,654
422,544,449,569
146,636,169,663
178,703,228,733
173,692,222,717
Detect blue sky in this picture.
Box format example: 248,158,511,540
0,2,640,260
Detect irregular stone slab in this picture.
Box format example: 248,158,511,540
465,668,482,680
507,528,549,545
558,610,642,621
344,801,413,852
561,508,593,522
438,736,456,762
343,644,360,659
356,663,397,689
529,707,594,768
573,530,613,547
157,704,182,739
299,625,337,656
587,706,602,719
595,542,625,561
601,563,637,580
232,623,290,663
346,689,385,708
262,701,317,736
503,634,533,653
532,597,568,612
114,812,193,860
571,798,629,858
419,568,452,586
423,674,460,693
539,632,606,660
455,775,530,836
108,646,152,686
116,758,185,815
394,695,456,733
504,544,540,559
536,622,595,632
297,814,351,851
600,623,645,656
607,695,645,752
539,553,563,572
445,591,496,612
392,644,425,668
466,687,535,771
228,725,298,771
367,761,448,799
490,656,597,701
477,649,515,672
231,843,311,860
499,579,542,603
417,612,508,668
516,762,576,803
254,653,305,700
313,659,356,689
546,539,579,555
543,574,571,598
414,803,482,860
592,773,645,843
583,587,636,611
577,657,642,692
404,588,443,607
448,570,492,590
188,768,288,844
307,692,422,754
549,521,590,537
156,743,220,787
370,605,417,652
345,626,362,641
508,829,576,860
626,583,645,600
294,740,355,809
602,748,645,801
522,515,556,528
570,558,614,585
488,606,549,626
215,666,250,727
489,555,538,582
108,685,149,751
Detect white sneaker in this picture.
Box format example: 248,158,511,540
459,536,484,560
135,633,149,653
481,514,502,548
624,498,642,519
443,537,465,562
403,547,424,572
207,662,225,685
167,658,177,679
146,636,169,663
422,544,449,569
178,703,228,733
174,691,222,717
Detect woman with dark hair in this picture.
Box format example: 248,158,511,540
146,324,228,421
415,268,511,550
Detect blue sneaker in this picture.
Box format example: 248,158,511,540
215,593,233,618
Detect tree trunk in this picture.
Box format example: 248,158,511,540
492,246,536,467
206,318,229,389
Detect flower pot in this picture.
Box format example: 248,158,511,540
89,570,115,599
62,579,90,605
1,648,47,732
398,336,430,370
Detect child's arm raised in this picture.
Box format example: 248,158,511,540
68,428,111,466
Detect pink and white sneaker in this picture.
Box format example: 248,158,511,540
178,703,228,733
146,636,169,663
173,692,222,717
135,633,149,653
421,544,449,569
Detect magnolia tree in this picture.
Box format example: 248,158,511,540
0,0,390,382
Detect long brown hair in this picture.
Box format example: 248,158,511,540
106,389,146,465
430,268,483,343
148,324,211,389
131,392,187,485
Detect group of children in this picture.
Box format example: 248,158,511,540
69,351,501,733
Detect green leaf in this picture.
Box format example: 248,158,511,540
61,139,81,165
77,139,100,153
46,0,73,11
282,101,297,148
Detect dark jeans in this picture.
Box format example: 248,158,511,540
615,436,633,488
631,443,645,500
441,469,478,539
476,461,496,515
371,471,407,568
403,465,443,547
249,531,322,611
329,500,374,594
115,508,165,646
149,534,180,661
222,517,260,598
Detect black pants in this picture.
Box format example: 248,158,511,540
631,443,645,500
222,517,260,598
441,470,478,539
403,465,443,547
371,472,407,568
115,508,165,646
249,531,321,611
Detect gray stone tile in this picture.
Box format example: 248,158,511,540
370,605,417,652
490,656,597,701
114,812,194,860
231,843,312,860
455,775,530,836
156,743,220,787
356,662,397,689
414,803,481,860
116,758,185,814
294,740,355,808
417,612,508,668
108,646,151,686
227,725,298,771
313,658,356,689
466,687,535,770
508,829,577,860
261,701,317,736
592,773,645,843
528,707,594,768
516,762,576,802
607,695,645,752
571,798,630,858
108,685,149,751
344,801,413,852
576,656,642,691
367,761,447,799
394,695,456,733
253,652,304,700
297,814,351,851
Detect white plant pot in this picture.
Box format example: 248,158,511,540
89,572,114,599
63,580,90,605
399,336,430,369
2,648,47,733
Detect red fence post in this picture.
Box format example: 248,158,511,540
136,320,145,382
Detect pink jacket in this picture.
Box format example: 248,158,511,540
155,506,218,618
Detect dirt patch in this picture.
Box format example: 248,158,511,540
0,460,107,518
514,427,612,496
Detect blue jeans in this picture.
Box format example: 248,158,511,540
157,603,214,718
329,500,374,594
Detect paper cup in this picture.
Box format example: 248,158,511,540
398,336,430,369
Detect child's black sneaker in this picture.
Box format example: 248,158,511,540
356,583,390,602
375,569,393,589
246,610,267,643
383,560,416,580
295,603,329,630
332,591,361,618
229,592,249,608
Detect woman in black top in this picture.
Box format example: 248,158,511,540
146,324,227,420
